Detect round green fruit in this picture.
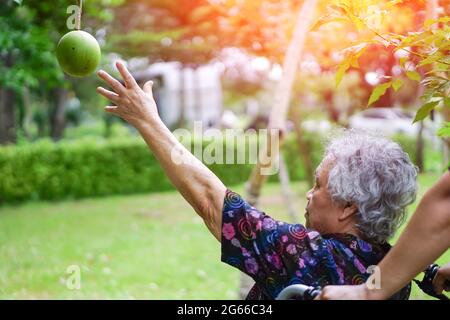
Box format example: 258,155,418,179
56,30,101,77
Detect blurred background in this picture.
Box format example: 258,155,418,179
0,0,449,299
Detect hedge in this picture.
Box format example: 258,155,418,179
0,133,425,204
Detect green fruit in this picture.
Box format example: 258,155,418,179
56,30,101,77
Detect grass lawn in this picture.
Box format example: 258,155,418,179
0,173,448,299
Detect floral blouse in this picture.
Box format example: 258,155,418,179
221,189,411,300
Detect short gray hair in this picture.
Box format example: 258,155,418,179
324,130,418,243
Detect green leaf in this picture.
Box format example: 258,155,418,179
399,57,408,67
424,18,437,29
350,15,365,31
444,98,450,108
13,0,23,5
335,61,350,87
350,57,359,68
406,71,421,82
355,45,368,58
368,82,392,106
392,78,403,92
413,101,440,123
426,17,450,29
428,96,445,103
385,0,404,9
418,52,443,67
329,3,349,16
437,122,450,138
409,31,433,46
310,15,348,31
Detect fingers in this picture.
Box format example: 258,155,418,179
315,288,328,300
445,282,450,292
97,87,120,103
143,80,154,96
98,70,126,95
433,276,445,294
104,106,119,114
116,61,138,89
434,281,444,294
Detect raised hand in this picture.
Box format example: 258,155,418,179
97,61,158,127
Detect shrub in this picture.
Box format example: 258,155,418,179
0,132,428,204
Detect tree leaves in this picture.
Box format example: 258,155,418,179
413,100,440,123
368,81,392,106
348,14,365,31
310,15,348,31
437,122,450,138
392,78,403,92
315,0,449,137
335,43,367,87
444,98,450,108
335,61,350,87
385,0,404,10
418,51,443,67
406,71,421,82
398,57,408,67
424,17,450,30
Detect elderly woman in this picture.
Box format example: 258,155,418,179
96,62,418,300
317,170,450,300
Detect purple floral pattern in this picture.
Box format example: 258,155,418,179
221,189,411,300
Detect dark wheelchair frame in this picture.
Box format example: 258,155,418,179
276,263,449,300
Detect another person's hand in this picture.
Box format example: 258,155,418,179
433,263,450,294
96,61,158,127
315,284,372,300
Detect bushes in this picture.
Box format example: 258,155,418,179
0,138,159,203
0,133,428,204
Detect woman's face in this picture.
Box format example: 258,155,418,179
305,159,344,234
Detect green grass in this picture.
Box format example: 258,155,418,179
0,174,448,299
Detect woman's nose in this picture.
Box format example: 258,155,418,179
306,189,313,200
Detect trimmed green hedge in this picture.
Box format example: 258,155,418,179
0,133,428,204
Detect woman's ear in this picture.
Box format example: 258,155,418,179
338,203,358,221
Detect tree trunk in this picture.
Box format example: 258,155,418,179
21,87,32,140
291,104,314,186
0,87,16,145
278,153,299,223
244,0,317,206
0,52,16,145
241,0,318,298
194,67,203,123
415,0,439,171
49,87,68,141
36,107,46,138
416,121,424,172
103,114,113,138
176,66,186,128
426,0,449,167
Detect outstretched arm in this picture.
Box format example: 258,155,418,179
317,170,450,300
96,61,226,241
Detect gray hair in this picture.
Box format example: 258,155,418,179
324,130,418,243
